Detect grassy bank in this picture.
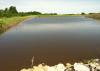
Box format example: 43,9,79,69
0,14,82,32
0,15,36,31
86,13,100,20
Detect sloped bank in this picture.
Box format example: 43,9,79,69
86,13,100,20
21,59,100,71
0,16,36,32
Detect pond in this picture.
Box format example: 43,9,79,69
0,16,100,71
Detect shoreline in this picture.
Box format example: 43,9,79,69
0,15,82,33
0,13,100,33
37,14,82,18
86,13,100,20
20,59,100,71
0,15,36,33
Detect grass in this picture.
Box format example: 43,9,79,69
86,13,100,20
0,15,36,31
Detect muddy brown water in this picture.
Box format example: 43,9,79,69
0,16,100,71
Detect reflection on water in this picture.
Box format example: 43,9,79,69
0,16,100,71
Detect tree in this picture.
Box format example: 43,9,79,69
81,12,85,15
9,6,18,14
0,10,4,17
3,8,9,17
8,6,18,17
4,8,8,13
32,11,42,15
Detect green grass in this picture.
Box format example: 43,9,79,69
0,16,35,25
0,15,36,31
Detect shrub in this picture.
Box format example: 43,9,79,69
0,20,6,28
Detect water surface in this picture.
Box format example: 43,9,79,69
0,16,100,71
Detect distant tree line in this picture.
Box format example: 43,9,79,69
18,11,42,16
43,13,57,15
0,6,58,18
0,6,42,17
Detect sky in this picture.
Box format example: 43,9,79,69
0,0,100,14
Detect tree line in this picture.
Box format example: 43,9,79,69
0,6,58,18
0,6,42,17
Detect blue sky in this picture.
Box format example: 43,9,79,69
0,0,100,14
